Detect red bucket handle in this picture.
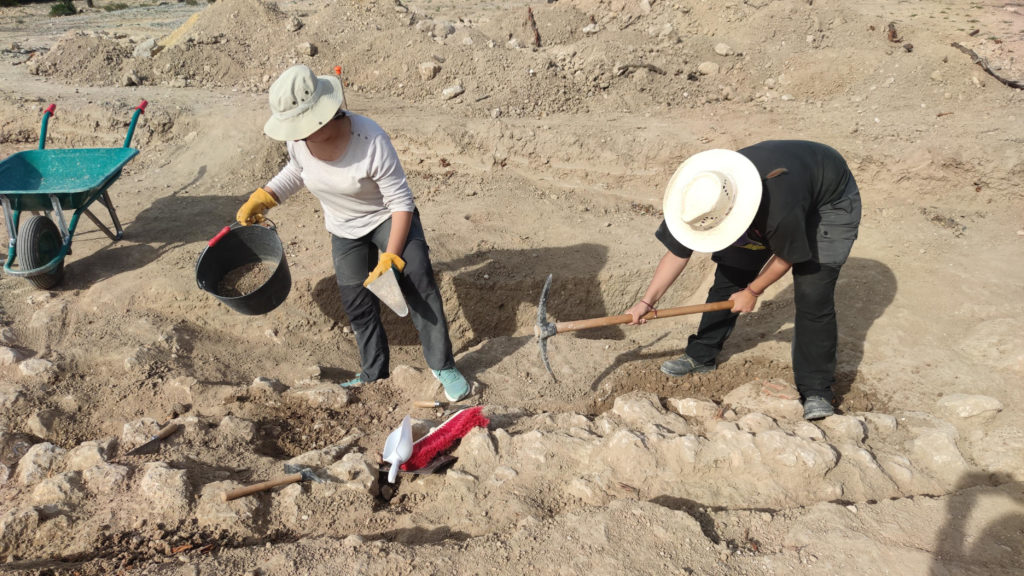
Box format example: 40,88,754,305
208,225,232,247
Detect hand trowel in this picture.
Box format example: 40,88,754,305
366,267,409,317
382,415,413,484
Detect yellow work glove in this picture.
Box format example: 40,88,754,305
236,188,278,225
363,253,406,287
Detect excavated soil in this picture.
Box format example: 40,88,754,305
0,0,1022,575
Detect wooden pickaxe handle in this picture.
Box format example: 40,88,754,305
222,473,302,501
550,300,734,334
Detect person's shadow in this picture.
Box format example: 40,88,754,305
582,257,897,404
310,243,614,376
929,471,1024,575
708,257,896,406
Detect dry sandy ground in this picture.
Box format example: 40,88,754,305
0,0,1022,574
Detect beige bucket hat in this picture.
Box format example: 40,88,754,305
264,65,347,141
662,149,763,253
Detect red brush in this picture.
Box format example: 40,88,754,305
401,406,489,472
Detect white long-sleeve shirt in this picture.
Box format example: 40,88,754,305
265,113,416,239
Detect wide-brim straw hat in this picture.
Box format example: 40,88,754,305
662,149,763,253
264,65,346,141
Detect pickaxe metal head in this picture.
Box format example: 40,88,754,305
282,464,324,483
534,274,559,381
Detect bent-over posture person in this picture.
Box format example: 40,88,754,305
626,141,861,420
236,65,470,402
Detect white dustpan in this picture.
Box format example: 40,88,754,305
366,267,409,317
382,415,413,484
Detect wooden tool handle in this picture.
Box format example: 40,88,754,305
155,422,180,441
554,301,734,334
413,400,441,408
222,473,302,501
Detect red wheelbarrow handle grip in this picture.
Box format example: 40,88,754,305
209,225,232,247
44,104,56,115
136,100,148,112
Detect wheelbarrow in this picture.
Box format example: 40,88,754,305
0,101,147,289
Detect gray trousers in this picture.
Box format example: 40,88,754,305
331,211,455,381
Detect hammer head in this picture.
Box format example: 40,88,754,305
535,274,558,381
283,464,324,483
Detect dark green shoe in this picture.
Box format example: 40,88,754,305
660,354,716,377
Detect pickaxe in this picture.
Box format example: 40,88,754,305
534,274,734,381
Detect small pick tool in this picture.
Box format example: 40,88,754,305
365,267,408,317
382,415,413,484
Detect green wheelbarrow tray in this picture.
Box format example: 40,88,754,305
0,148,138,279
0,100,147,287
0,148,138,211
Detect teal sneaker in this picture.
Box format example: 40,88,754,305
432,368,470,402
340,373,365,388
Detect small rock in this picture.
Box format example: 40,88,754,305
283,385,351,411
433,21,455,39
16,442,64,486
286,16,303,32
0,346,25,366
65,442,106,471
667,398,720,420
697,61,719,76
343,534,365,546
27,409,60,439
132,38,157,59
936,394,1003,419
19,358,53,377
218,416,257,444
714,43,733,56
82,463,130,493
418,61,441,81
327,453,376,491
442,82,465,100
298,42,317,57
818,415,866,444
737,412,777,434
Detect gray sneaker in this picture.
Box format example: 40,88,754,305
660,354,716,377
803,396,835,420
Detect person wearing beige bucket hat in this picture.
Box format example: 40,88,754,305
626,140,862,420
236,64,471,402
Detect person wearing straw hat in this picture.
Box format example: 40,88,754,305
235,64,470,402
626,141,861,420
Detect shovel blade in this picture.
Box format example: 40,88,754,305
366,267,408,317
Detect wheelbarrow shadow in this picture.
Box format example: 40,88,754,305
308,243,616,377
59,165,240,288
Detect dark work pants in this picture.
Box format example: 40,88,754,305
685,178,861,403
685,263,843,402
331,212,455,381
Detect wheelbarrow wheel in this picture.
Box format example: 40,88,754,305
17,215,64,289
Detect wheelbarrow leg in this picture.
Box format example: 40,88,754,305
48,195,70,245
1,196,15,248
98,190,124,240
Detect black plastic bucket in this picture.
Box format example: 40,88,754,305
195,224,291,315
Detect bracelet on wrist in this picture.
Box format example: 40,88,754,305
640,299,654,309
746,285,763,297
